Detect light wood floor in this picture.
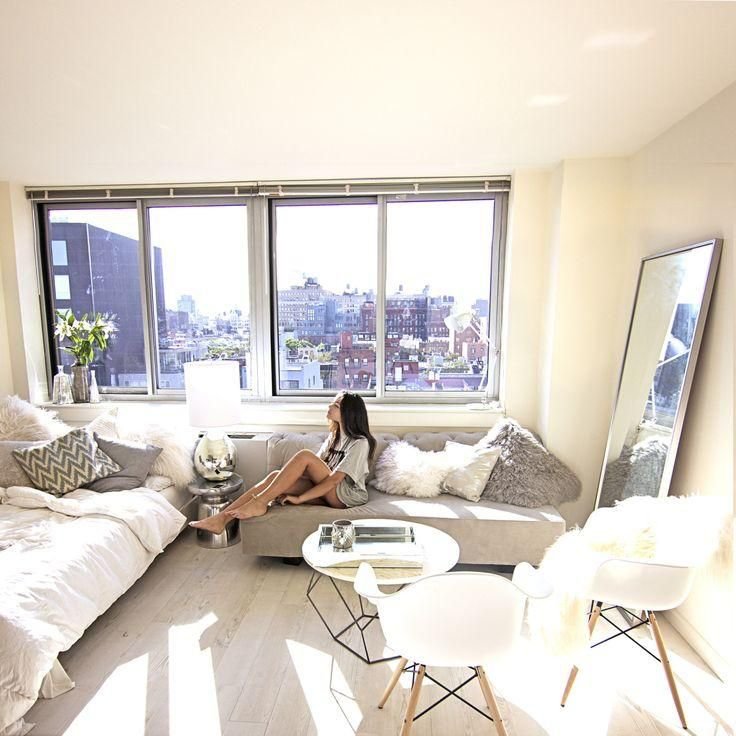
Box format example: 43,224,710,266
27,529,732,736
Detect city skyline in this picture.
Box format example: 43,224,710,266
48,205,497,393
54,200,493,314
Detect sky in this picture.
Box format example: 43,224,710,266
50,198,496,317
276,199,495,310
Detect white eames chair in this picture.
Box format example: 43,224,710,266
354,562,552,736
560,556,696,729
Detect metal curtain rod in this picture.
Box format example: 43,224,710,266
25,175,512,200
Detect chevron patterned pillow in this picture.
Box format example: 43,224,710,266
13,428,121,496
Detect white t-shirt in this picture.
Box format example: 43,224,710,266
318,434,370,493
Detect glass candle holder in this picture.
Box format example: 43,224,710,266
331,519,355,550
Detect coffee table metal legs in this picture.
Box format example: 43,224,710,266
306,571,399,665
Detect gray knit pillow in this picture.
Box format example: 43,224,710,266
479,418,581,508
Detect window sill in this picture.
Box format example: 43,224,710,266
40,399,504,430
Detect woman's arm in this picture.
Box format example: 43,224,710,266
282,470,346,504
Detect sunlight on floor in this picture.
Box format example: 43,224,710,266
469,616,732,736
64,654,148,736
168,613,221,736
286,639,363,735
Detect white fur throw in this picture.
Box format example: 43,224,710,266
115,412,196,489
71,408,196,489
527,495,732,658
0,395,70,441
371,441,458,498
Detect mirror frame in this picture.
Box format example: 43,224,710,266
594,238,723,509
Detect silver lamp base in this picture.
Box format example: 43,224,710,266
194,430,237,481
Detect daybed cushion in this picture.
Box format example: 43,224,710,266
266,431,400,481
246,430,565,564
241,487,564,565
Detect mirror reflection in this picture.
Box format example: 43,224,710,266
598,241,718,508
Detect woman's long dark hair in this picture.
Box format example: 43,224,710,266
327,391,377,461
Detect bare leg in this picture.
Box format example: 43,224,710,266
190,470,280,533
226,450,334,520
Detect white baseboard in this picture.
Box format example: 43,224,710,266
663,609,731,683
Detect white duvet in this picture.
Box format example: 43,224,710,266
0,485,186,732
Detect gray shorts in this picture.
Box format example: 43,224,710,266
335,479,368,508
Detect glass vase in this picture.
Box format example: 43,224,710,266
52,365,73,405
89,369,100,403
71,364,90,403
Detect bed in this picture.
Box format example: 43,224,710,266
0,479,189,734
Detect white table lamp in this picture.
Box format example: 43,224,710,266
184,360,241,480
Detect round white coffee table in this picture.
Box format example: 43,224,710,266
302,519,459,663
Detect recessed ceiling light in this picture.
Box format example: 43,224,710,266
527,95,569,108
584,30,654,48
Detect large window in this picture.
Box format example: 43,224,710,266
36,181,507,402
148,204,250,390
45,206,147,390
385,198,495,392
271,200,377,393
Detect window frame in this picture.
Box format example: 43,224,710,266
141,197,254,395
35,186,508,404
269,191,507,401
37,200,151,395
268,195,379,398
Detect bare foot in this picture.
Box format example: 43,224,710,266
226,498,269,519
189,516,228,534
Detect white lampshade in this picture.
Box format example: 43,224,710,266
184,360,241,428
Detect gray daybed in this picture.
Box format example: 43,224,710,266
241,431,565,565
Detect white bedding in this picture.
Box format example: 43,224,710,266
0,485,186,731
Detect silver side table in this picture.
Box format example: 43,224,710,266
188,473,244,549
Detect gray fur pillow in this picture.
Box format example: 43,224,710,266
479,418,580,508
598,437,668,508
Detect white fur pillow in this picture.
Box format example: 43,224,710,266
371,441,456,498
0,395,70,441
116,413,196,488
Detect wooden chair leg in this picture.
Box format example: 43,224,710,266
477,666,509,736
561,602,602,706
649,612,687,729
399,664,425,736
379,657,408,708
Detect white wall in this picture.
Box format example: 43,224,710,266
0,251,14,396
536,159,633,527
0,181,46,402
501,169,552,429
627,82,736,679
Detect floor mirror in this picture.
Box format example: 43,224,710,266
596,238,722,509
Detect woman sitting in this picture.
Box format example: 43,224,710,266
190,391,375,533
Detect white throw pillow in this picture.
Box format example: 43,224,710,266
371,441,456,498
85,408,120,439
440,441,501,502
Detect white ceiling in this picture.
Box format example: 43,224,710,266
2,0,736,185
